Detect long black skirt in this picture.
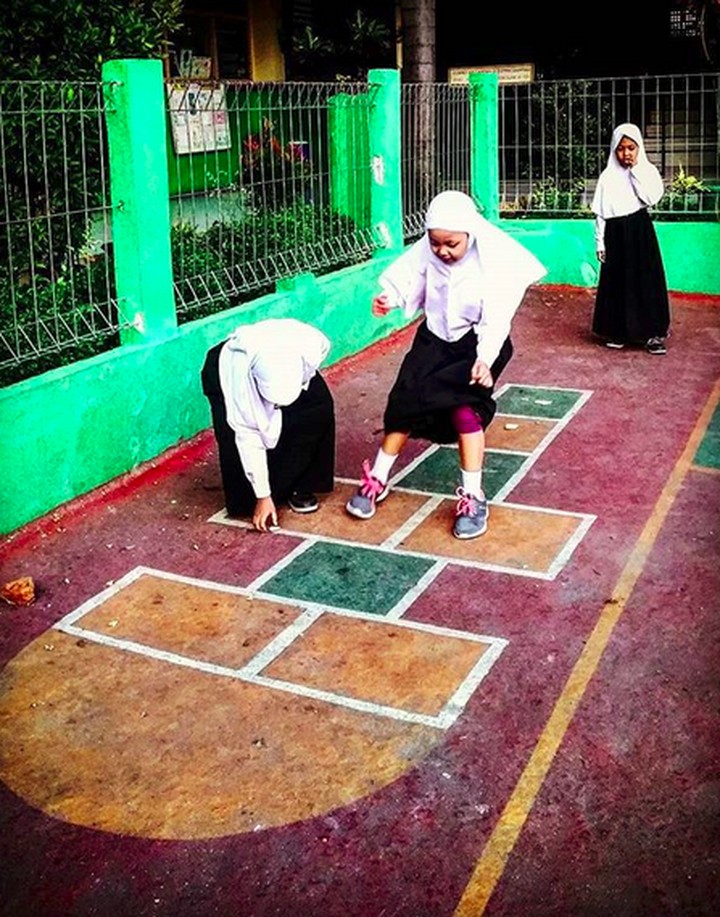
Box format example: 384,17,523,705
383,321,513,444
201,342,335,517
592,208,670,344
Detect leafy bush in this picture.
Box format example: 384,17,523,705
0,1,183,80
172,200,372,322
0,0,184,385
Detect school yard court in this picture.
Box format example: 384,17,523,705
1,285,719,917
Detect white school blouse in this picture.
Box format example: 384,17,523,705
378,191,546,367
218,319,330,499
591,122,665,252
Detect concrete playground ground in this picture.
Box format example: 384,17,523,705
1,285,719,917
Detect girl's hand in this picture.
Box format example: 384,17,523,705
372,293,392,316
252,496,278,531
597,249,606,263
470,359,493,387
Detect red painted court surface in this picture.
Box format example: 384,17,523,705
1,286,719,917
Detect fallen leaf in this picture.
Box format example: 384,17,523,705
1,576,35,606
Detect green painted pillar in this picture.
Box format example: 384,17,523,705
368,68,403,252
102,59,176,344
329,92,371,228
469,72,500,222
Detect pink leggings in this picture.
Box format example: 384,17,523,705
451,405,483,435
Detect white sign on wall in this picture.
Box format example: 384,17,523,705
448,63,535,85
167,83,231,155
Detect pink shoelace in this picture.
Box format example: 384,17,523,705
455,486,479,517
359,459,386,498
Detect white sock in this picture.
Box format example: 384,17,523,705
371,448,398,484
461,469,482,498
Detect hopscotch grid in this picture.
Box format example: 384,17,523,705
54,622,443,728
52,568,507,730
43,384,593,753
209,499,594,580
58,564,508,644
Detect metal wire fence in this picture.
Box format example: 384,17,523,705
166,80,380,321
498,72,720,218
0,81,121,377
400,82,472,240
2,71,718,381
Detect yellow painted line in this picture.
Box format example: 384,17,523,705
454,376,720,917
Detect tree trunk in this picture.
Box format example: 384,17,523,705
399,0,436,83
400,0,437,225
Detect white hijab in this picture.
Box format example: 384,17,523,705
218,318,330,449
591,122,665,219
380,190,547,323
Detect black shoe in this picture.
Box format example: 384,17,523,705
288,491,319,513
645,336,667,355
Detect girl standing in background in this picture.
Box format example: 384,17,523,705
591,122,671,355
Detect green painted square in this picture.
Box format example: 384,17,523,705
496,385,584,419
261,542,435,615
695,402,720,470
399,447,527,499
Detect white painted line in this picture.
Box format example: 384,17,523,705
56,566,147,626
245,539,315,592
51,567,511,731
544,512,597,580
436,636,509,729
386,443,441,486
384,560,447,620
248,674,445,728
129,565,255,595
250,589,384,617
387,547,559,581
381,494,444,549
56,622,249,678
241,607,324,676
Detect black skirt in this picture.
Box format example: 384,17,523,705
201,342,335,517
383,321,513,444
592,208,670,344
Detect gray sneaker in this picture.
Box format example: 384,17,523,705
453,487,488,539
345,459,390,520
645,336,667,355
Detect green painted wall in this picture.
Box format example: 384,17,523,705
503,219,720,293
0,256,405,536
2,217,718,537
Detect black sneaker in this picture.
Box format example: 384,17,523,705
645,336,667,355
288,491,319,513
605,340,625,349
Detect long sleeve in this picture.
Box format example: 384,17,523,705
595,214,606,252
236,435,271,498
378,242,427,318
474,283,526,367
